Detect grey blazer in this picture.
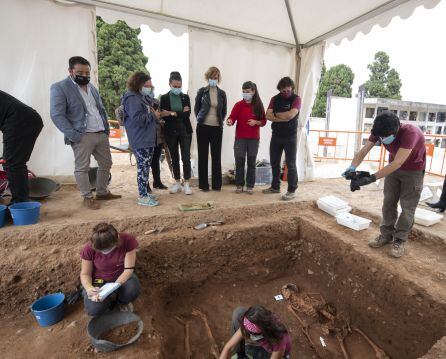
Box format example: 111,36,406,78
50,77,109,144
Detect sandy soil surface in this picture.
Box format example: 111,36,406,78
0,154,445,358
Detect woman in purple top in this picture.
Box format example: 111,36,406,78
80,223,140,316
220,306,291,359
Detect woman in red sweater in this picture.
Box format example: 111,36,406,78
227,81,266,194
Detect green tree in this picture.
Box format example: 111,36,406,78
312,63,354,117
96,16,148,116
365,51,402,99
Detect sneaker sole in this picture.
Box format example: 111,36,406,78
137,202,159,207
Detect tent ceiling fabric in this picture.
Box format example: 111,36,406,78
75,0,441,46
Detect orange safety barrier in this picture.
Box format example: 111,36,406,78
109,128,121,139
309,130,446,178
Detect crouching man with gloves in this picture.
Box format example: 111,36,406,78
342,111,426,258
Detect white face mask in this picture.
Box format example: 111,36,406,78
249,333,264,341
99,246,116,255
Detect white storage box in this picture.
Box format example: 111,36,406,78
414,207,443,226
317,196,351,217
335,213,372,231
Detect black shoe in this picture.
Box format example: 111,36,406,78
212,188,221,192
147,183,152,194
199,187,210,192
427,199,446,212
153,182,168,190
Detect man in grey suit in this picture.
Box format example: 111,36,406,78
50,56,121,209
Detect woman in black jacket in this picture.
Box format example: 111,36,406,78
159,71,193,195
194,66,227,191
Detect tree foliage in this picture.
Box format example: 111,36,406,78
365,51,402,99
312,63,354,117
96,17,148,116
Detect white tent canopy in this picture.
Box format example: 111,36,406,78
0,0,441,180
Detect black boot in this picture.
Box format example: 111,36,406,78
427,177,446,212
153,181,168,190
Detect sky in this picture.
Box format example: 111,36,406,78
139,25,189,96
324,1,446,105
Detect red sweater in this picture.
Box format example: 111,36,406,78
228,100,266,139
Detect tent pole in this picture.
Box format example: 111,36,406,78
283,0,301,89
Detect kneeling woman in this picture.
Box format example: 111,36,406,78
220,306,291,359
80,223,140,316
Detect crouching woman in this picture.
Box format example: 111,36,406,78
80,222,140,316
220,306,291,359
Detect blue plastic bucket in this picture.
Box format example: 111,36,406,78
31,293,65,327
0,205,7,228
9,202,41,226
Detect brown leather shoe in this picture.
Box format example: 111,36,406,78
83,197,100,210
95,192,122,200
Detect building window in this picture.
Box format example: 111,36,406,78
428,112,436,122
409,111,418,121
437,112,446,122
436,126,442,135
377,107,388,115
427,126,434,134
418,112,427,122
400,111,408,121
443,127,446,135
419,125,426,132
363,123,372,132
442,139,446,149
365,107,375,118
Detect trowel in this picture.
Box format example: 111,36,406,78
194,220,224,230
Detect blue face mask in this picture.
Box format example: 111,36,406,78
208,79,218,87
380,135,396,145
141,87,152,96
242,93,253,101
170,87,182,96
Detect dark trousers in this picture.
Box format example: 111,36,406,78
83,274,141,317
150,143,163,185
165,133,191,180
234,138,259,188
2,109,43,204
270,135,298,193
380,169,424,242
197,124,223,190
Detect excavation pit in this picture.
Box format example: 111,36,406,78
0,202,445,358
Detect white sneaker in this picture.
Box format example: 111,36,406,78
183,182,192,195
170,182,183,194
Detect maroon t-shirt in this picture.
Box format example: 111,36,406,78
368,123,426,171
80,233,138,282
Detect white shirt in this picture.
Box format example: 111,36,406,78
71,77,105,132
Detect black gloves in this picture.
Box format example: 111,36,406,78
344,171,376,192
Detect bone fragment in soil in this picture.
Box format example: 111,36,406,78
352,327,389,359
175,316,192,359
192,308,220,358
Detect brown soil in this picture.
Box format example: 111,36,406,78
98,321,140,345
0,201,445,358
0,155,445,358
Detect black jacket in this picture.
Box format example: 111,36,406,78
160,92,193,135
0,90,42,131
194,86,227,127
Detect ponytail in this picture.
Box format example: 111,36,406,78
242,81,264,120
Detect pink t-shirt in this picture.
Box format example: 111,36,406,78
369,123,426,171
80,233,138,282
258,332,291,355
